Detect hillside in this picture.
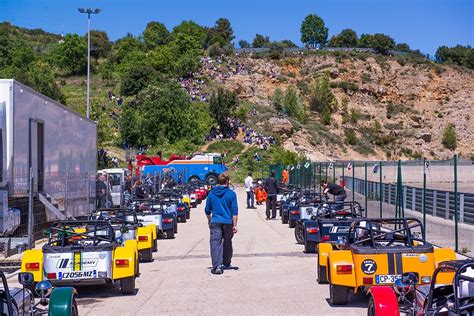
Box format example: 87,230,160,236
193,53,473,161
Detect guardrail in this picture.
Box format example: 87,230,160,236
343,176,474,224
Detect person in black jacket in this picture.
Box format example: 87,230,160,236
134,179,147,200
264,171,279,219
321,180,347,203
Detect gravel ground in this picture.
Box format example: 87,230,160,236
69,188,367,315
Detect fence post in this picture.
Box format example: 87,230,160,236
332,162,336,183
364,162,368,217
423,159,427,236
460,194,464,223
411,187,416,211
86,172,91,212
28,167,34,249
379,161,383,218
454,154,458,253
64,172,69,218
352,162,355,202
432,191,437,216
342,163,345,188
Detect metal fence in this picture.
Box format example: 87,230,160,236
270,155,474,256
2,171,95,256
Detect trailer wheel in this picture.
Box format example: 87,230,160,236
289,219,296,228
166,229,175,239
120,277,135,295
329,284,349,305
305,241,317,254
140,248,153,262
205,174,218,186
317,261,328,284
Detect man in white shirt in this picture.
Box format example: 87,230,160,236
244,172,255,209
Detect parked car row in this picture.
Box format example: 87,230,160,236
19,181,211,314
278,186,474,315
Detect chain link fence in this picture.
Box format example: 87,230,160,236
270,155,474,257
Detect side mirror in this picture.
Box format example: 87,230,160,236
18,272,34,285
35,280,53,297
401,272,419,286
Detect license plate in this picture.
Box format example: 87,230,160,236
375,274,401,284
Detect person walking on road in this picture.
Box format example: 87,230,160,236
205,173,239,275
265,171,279,220
321,180,347,204
244,172,255,209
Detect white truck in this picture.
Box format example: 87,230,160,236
0,79,97,238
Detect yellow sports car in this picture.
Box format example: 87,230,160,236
317,217,456,305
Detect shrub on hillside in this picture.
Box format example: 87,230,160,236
442,123,457,150
344,128,357,145
308,72,337,113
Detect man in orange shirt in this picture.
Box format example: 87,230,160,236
282,168,289,187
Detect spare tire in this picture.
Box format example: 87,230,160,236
206,174,218,186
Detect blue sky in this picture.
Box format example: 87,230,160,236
1,0,472,55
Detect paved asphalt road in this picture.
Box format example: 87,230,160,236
75,187,367,315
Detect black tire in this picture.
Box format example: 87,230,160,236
174,221,178,233
289,219,296,228
205,174,218,186
152,239,158,252
25,283,36,297
166,229,175,239
191,203,197,208
305,241,317,254
317,262,328,284
329,284,349,305
186,211,190,219
282,214,288,224
71,298,79,316
367,296,376,316
140,248,153,262
120,276,135,295
179,215,187,223
189,176,200,183
294,223,305,244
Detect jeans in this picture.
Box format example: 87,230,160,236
266,195,277,218
246,191,254,208
210,223,234,269
335,192,347,203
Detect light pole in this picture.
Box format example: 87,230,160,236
78,8,101,119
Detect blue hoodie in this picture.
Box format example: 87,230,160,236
205,185,238,224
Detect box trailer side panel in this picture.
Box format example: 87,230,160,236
6,80,97,218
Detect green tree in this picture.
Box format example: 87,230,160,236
278,40,298,48
395,42,411,52
328,29,358,47
90,30,112,58
344,128,357,145
442,123,457,150
435,45,474,69
283,86,306,121
52,34,88,74
238,40,250,48
120,63,156,96
172,21,206,48
209,87,238,135
142,21,170,49
209,18,235,46
272,88,284,112
358,33,395,55
148,45,175,74
300,14,328,48
113,35,143,64
252,34,271,48
24,60,66,103
308,72,337,113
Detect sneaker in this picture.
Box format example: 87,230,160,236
211,267,223,275
223,265,239,270
249,206,257,209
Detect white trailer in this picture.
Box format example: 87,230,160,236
0,79,97,237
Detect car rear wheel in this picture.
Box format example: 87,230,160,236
140,248,153,262
152,239,158,252
174,221,178,233
120,276,135,295
289,219,296,228
186,211,190,219
282,214,288,224
179,215,187,223
71,298,79,316
305,241,317,254
294,223,305,244
317,261,328,284
329,284,349,305
367,296,376,316
189,176,200,183
166,229,175,239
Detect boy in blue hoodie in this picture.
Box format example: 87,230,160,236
205,173,239,275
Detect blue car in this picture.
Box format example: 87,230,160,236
294,201,364,253
287,192,325,228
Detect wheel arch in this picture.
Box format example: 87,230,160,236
368,286,400,316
